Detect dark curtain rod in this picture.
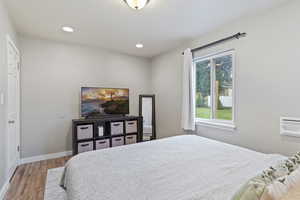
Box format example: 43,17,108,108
182,32,247,55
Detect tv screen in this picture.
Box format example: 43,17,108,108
81,87,129,117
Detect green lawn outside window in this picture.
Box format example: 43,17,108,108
196,107,232,121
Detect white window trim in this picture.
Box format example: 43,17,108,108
194,49,236,130
196,118,236,131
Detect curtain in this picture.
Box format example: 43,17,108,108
181,48,196,131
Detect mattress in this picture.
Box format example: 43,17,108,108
61,135,285,200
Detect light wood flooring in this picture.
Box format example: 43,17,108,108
5,156,70,200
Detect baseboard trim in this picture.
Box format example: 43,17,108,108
21,151,72,165
0,179,10,200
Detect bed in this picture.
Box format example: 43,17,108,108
61,135,285,200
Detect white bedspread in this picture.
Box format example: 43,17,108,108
62,135,285,200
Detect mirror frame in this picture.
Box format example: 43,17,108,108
139,94,156,141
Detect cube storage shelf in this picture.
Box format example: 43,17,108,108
72,116,143,155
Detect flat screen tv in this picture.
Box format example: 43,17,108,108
81,87,129,117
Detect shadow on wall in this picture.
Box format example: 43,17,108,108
66,125,72,152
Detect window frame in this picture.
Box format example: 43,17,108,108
194,49,236,130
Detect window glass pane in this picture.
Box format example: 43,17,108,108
196,59,211,119
214,55,233,121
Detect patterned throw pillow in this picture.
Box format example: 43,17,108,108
280,184,300,200
231,153,300,200
267,153,300,200
231,175,272,200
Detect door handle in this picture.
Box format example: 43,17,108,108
8,120,15,124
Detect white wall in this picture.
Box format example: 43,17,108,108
151,0,300,156
20,36,151,158
151,51,183,138
0,0,18,193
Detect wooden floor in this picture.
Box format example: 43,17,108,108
5,156,71,200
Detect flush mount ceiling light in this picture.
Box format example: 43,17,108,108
62,26,74,33
123,0,150,10
136,43,144,48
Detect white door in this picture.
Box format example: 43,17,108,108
7,36,20,178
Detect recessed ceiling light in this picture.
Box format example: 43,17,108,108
62,26,74,33
136,43,144,48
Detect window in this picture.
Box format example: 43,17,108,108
195,50,235,126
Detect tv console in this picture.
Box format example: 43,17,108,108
72,115,143,155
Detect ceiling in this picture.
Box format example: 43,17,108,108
4,0,288,58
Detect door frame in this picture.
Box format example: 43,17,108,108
5,34,21,179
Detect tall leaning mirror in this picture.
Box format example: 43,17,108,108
139,95,156,141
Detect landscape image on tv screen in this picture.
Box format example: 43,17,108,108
81,87,129,117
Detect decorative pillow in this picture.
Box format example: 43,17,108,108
266,158,300,200
231,174,272,200
280,183,300,200
231,152,300,200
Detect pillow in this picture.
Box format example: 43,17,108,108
231,153,300,200
231,174,273,200
280,183,300,200
266,161,300,200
